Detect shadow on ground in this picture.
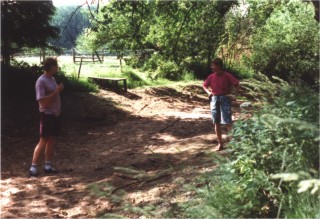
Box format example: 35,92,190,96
1,85,238,218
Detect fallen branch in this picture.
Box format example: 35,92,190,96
137,104,149,114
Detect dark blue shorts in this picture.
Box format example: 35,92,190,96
210,95,232,124
40,113,61,137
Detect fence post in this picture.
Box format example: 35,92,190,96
78,58,83,79
73,48,76,63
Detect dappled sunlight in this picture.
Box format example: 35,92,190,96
144,135,214,155
1,83,246,217
125,185,175,206
2,0,317,216
1,179,20,207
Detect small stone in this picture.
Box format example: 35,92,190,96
240,102,252,108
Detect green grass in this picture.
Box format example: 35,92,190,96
15,55,202,89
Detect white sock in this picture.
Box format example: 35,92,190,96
30,164,37,173
44,161,52,170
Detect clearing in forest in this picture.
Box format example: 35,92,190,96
1,84,253,218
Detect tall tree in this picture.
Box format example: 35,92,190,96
77,0,236,77
248,0,319,84
1,0,59,65
51,6,91,49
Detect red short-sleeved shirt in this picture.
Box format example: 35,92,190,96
203,71,239,95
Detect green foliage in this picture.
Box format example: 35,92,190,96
1,1,59,65
51,6,91,49
225,62,254,80
180,57,210,80
1,61,97,96
248,0,319,85
241,73,290,102
123,203,157,217
181,71,197,82
185,78,319,218
76,28,101,52
65,76,98,92
156,61,182,81
121,66,149,88
77,0,237,78
141,53,163,72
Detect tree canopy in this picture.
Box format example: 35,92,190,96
1,0,59,65
51,5,91,50
76,0,318,84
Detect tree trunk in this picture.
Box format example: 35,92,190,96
2,42,11,65
40,48,46,63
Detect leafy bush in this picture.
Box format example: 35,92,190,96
141,53,163,72
124,55,145,69
181,71,197,82
156,60,182,81
1,61,98,96
121,66,149,88
185,77,319,218
181,57,210,80
225,62,254,80
248,1,319,86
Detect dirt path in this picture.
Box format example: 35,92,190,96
1,84,250,218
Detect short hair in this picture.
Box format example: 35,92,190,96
43,57,58,72
212,58,224,68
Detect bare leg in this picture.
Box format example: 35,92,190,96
226,124,233,141
226,124,232,132
32,137,48,164
214,123,223,151
45,137,55,162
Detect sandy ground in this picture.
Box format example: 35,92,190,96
1,84,251,218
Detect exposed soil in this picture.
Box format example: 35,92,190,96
1,84,253,218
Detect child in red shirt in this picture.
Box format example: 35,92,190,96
203,58,239,151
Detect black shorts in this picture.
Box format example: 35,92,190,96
39,113,61,137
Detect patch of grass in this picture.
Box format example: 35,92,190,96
65,76,98,92
121,67,149,88
181,71,197,82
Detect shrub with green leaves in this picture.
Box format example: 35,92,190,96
156,60,182,81
2,61,98,95
185,79,319,218
121,66,149,88
248,0,319,85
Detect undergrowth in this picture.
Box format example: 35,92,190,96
181,74,320,218
2,60,98,95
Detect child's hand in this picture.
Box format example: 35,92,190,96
56,83,64,93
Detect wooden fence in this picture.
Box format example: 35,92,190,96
72,49,104,64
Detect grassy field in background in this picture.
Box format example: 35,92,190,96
16,55,122,78
15,55,201,89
